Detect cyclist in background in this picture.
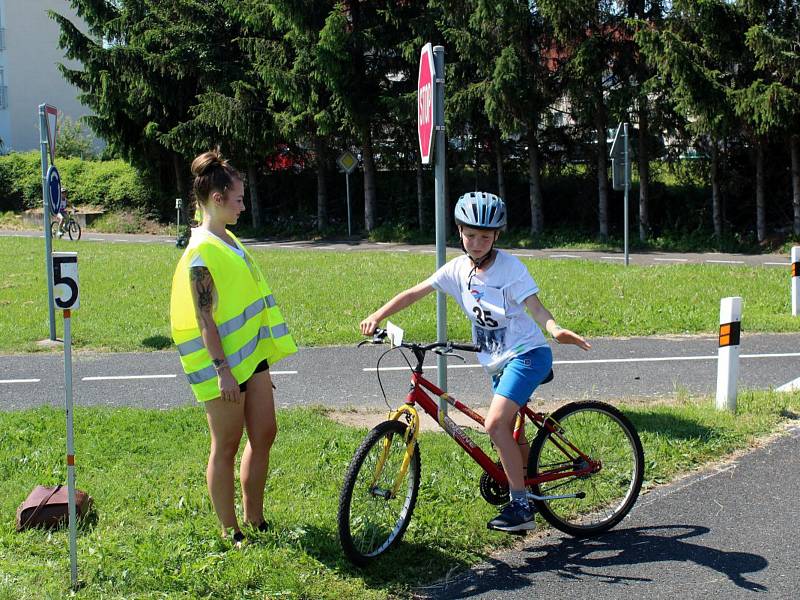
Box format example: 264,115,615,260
54,187,69,237
360,192,591,533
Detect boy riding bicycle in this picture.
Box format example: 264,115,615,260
360,192,591,532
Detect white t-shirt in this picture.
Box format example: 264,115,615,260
426,250,548,373
188,228,245,267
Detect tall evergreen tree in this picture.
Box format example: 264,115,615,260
539,0,630,241
52,1,243,213
316,1,418,232
739,0,800,236
637,0,746,238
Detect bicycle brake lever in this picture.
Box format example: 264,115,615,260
433,347,466,362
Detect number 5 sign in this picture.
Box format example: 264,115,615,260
52,252,79,310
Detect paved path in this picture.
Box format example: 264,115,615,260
417,425,800,599
2,334,800,412
1,228,792,268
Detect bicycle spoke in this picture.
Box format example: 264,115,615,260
339,420,420,565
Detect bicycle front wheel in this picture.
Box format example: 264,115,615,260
338,420,421,566
529,401,643,537
67,220,81,240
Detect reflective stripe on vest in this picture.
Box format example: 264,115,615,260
176,294,277,357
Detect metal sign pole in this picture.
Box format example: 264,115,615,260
175,198,181,239
346,172,352,237
39,105,56,339
63,308,78,589
623,122,630,266
433,45,447,397
52,251,80,590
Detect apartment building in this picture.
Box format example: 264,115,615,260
0,1,95,153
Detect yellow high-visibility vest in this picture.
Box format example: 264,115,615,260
170,230,297,401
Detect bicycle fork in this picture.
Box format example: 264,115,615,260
368,406,420,500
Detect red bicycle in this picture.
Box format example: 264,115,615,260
338,328,644,566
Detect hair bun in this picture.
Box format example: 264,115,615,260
191,150,225,178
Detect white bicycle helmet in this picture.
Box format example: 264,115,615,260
454,192,507,230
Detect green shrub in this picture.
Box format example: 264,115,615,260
0,152,150,211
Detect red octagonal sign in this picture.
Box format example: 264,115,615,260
418,43,436,164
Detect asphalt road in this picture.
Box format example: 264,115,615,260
417,425,800,600
2,333,800,411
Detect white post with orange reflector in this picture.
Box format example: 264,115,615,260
715,296,742,412
791,247,799,316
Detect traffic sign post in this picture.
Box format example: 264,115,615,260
39,103,59,340
337,151,358,237
52,251,80,589
418,43,449,404
175,198,183,239
610,122,631,266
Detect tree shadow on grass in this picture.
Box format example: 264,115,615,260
418,525,768,599
141,335,172,350
627,412,716,441
297,524,476,591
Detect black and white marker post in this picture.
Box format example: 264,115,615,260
52,251,80,589
792,246,799,317
715,296,742,412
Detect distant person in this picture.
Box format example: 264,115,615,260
360,192,591,533
54,187,69,237
169,150,297,547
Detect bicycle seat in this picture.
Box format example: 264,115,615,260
540,369,554,385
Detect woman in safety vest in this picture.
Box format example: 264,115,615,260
170,150,297,547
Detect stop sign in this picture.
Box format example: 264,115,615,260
418,43,436,164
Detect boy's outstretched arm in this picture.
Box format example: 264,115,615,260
523,293,591,351
360,281,435,335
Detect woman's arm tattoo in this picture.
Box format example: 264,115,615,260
190,266,215,325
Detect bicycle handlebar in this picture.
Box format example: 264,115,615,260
359,328,481,354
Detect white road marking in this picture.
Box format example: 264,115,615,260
512,253,532,257
87,237,105,241
422,250,437,253
549,254,580,259
81,371,297,381
763,262,790,266
777,376,800,392
654,258,688,262
83,374,177,381
706,259,744,264
0,378,41,384
362,351,800,372
601,256,626,261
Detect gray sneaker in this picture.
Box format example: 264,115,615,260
487,501,536,533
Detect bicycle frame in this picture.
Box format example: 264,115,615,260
391,369,600,492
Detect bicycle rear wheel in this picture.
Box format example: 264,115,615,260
50,220,60,239
67,220,81,241
338,419,421,566
529,401,643,537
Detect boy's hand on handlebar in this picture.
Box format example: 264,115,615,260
552,327,591,351
360,315,380,336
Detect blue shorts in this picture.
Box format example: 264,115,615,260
491,346,553,406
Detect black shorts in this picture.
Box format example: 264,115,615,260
239,359,269,392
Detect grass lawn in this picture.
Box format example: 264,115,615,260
1,236,798,353
1,390,798,599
